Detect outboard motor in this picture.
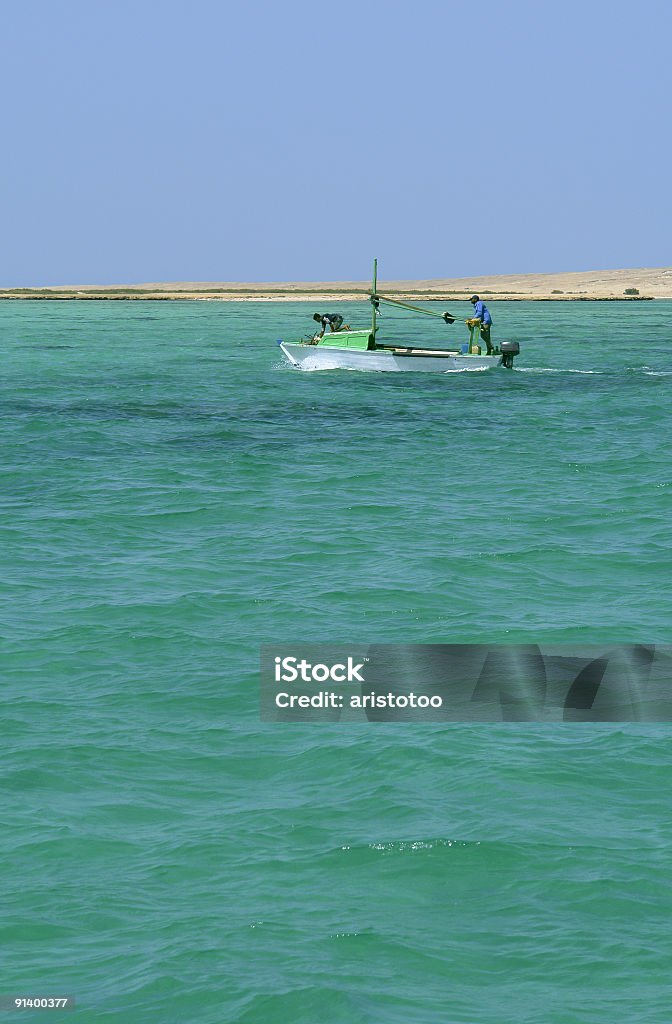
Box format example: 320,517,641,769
500,340,520,369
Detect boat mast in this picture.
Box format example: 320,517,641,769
371,258,378,343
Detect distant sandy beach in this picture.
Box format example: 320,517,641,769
2,266,671,301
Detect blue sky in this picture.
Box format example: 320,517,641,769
1,0,669,285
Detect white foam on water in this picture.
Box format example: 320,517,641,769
441,365,490,373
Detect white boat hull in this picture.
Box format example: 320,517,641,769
279,342,503,373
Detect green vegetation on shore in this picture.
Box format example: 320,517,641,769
0,288,656,302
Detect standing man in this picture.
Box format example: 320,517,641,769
312,312,344,340
467,295,494,354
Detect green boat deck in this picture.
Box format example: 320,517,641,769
318,329,374,350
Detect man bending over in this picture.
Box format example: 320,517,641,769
312,312,344,340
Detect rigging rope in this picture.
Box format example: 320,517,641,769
371,292,464,324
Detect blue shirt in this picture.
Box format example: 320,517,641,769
472,301,492,326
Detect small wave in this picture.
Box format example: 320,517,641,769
366,839,477,852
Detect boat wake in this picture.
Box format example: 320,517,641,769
518,367,672,377
516,367,605,375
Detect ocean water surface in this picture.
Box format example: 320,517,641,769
2,298,671,1022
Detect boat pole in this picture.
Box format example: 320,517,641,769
371,258,378,345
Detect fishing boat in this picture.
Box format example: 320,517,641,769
278,260,520,373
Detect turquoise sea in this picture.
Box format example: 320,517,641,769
2,299,672,1022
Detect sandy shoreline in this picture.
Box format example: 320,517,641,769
2,266,671,301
